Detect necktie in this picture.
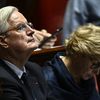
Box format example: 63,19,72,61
21,72,35,98
21,72,29,87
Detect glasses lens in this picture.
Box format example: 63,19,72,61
16,22,33,31
18,24,25,29
28,22,34,29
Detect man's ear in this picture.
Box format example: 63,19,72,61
0,35,8,48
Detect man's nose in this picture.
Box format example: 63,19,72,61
26,24,34,36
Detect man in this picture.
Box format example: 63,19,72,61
43,24,100,100
0,6,56,100
63,0,100,43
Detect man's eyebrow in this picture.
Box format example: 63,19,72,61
15,21,28,25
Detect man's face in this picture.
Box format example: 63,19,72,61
4,11,39,54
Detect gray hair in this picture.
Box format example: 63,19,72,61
0,6,18,35
64,24,100,61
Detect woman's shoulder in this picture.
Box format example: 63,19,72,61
42,52,65,81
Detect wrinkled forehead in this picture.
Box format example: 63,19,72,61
8,10,27,26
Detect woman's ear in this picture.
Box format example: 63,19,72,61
0,35,8,48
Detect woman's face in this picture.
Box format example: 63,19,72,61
70,54,98,80
81,57,100,80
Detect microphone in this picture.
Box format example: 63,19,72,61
38,27,63,48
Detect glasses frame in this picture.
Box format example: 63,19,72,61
0,22,33,35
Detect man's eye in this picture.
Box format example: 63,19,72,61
17,24,26,31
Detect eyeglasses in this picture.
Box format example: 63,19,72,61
0,22,34,35
15,22,34,32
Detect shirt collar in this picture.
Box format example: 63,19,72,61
3,60,26,79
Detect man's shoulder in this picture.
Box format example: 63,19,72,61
25,61,48,92
25,61,42,72
0,60,10,76
25,61,44,79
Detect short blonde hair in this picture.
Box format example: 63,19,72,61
0,6,18,34
64,24,100,60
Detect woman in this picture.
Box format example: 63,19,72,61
43,24,100,100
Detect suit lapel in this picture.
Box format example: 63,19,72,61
0,60,35,100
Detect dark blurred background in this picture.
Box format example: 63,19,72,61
0,0,68,45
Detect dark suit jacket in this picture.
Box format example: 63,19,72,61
0,59,54,100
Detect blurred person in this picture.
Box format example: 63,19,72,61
43,24,100,100
63,0,100,43
0,0,6,8
0,6,56,100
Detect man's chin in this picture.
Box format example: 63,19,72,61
28,43,39,50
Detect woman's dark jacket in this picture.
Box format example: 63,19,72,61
43,52,100,100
